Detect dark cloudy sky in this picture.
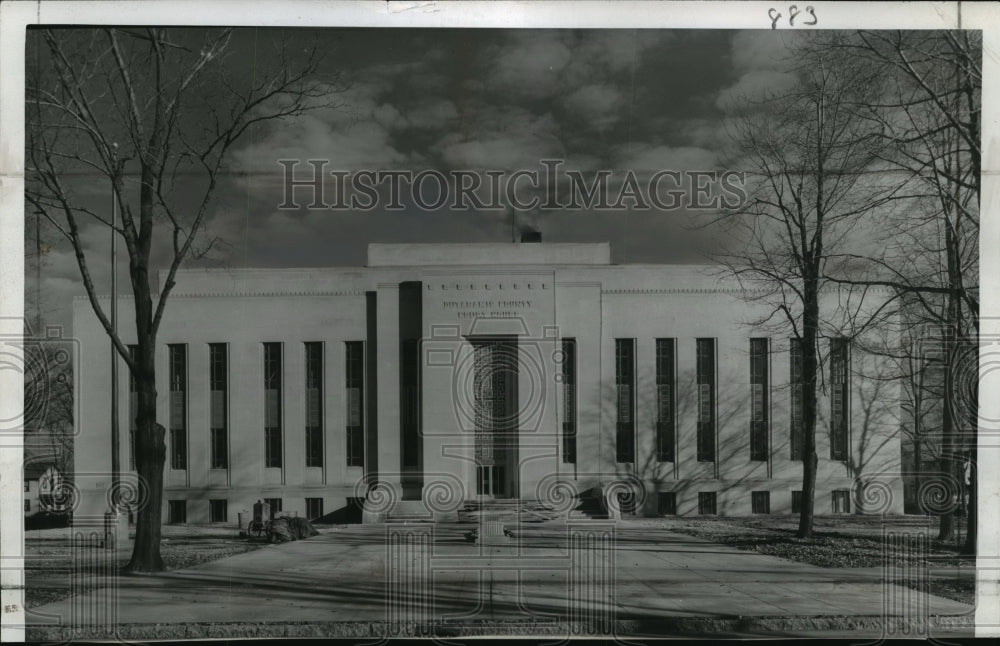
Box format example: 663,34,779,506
27,27,808,332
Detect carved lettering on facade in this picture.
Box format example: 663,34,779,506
440,298,533,319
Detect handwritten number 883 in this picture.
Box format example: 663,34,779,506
769,6,818,29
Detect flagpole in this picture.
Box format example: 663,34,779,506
35,210,41,333
110,143,120,509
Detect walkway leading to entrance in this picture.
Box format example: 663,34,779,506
27,522,974,639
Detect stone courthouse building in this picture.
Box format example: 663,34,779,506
73,241,905,523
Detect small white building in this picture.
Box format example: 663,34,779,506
73,242,904,523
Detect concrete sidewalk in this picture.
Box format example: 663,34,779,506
26,521,975,638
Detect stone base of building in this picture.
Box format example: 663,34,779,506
360,475,906,522
66,474,905,528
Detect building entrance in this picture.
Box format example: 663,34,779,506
471,337,519,499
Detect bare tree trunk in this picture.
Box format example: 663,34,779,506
938,237,962,542
937,382,956,542
126,359,165,572
798,276,821,539
124,303,165,571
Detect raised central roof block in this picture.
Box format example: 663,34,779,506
367,242,612,267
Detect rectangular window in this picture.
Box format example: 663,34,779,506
24,499,30,512
655,339,676,462
209,343,228,469
264,343,283,468
750,338,769,461
751,491,771,514
264,497,282,520
305,342,324,468
168,344,187,470
832,489,851,514
615,339,635,463
128,344,138,470
345,341,365,467
696,339,716,462
561,339,577,464
698,492,717,515
658,492,677,515
24,482,29,493
168,500,186,524
401,339,420,468
306,497,324,520
830,338,849,461
790,339,803,461
791,490,803,514
209,499,227,523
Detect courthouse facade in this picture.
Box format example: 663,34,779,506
73,242,905,522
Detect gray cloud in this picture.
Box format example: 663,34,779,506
29,28,818,333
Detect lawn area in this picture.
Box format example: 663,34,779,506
24,523,272,609
638,514,976,605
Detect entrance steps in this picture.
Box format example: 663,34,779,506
568,496,611,520
458,499,610,523
377,497,612,524
458,499,525,523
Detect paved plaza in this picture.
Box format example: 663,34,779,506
27,521,974,638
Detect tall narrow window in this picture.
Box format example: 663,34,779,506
696,338,716,462
209,343,228,469
750,338,769,461
305,342,324,468
830,338,849,461
264,342,282,468
168,344,187,470
401,339,420,468
128,344,138,470
615,339,635,464
345,341,365,467
790,338,803,461
655,339,675,462
560,339,577,464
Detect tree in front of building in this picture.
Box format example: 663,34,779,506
26,28,340,572
717,38,904,538
814,30,980,553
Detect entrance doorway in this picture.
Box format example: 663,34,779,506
471,337,518,499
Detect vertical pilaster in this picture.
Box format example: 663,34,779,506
284,339,306,487
187,342,208,494
365,292,379,479
399,282,424,499
376,285,402,498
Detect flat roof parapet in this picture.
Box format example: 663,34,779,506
367,242,612,267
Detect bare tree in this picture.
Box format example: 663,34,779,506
718,40,905,537
26,28,340,572
812,31,980,552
